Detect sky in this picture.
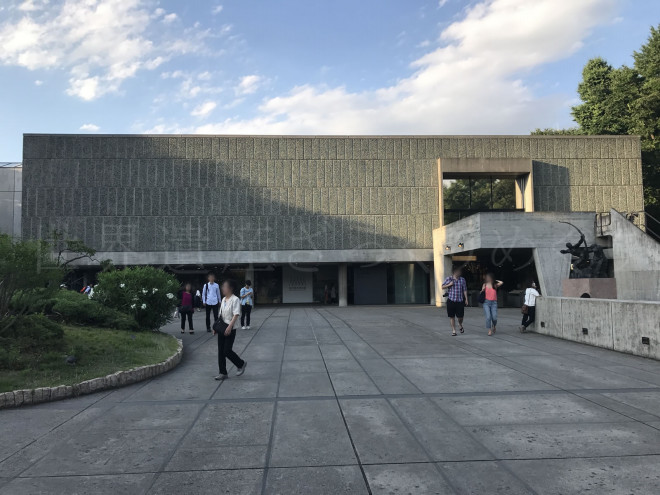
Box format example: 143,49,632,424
0,0,658,161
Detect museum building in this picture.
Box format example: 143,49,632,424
10,133,657,305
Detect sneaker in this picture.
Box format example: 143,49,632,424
207,328,211,333
247,326,251,329
214,374,228,381
241,326,246,330
519,325,526,333
236,362,247,376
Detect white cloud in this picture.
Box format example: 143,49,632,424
212,5,223,15
438,0,449,8
191,101,217,117
0,0,204,100
80,123,100,131
162,13,177,24
175,0,616,136
34,79,43,85
235,74,261,95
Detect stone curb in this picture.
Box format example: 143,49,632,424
0,337,183,410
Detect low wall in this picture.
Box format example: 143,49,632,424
535,297,660,360
0,338,183,409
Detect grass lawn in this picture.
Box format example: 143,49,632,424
0,326,179,393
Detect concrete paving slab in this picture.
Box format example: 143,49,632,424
278,372,334,397
438,460,532,495
83,403,202,431
601,390,660,418
432,393,633,426
505,455,660,495
329,372,381,396
3,306,660,494
471,422,660,459
388,356,557,393
22,428,187,476
265,466,368,494
363,463,454,495
270,400,357,467
389,397,493,461
147,469,263,494
340,399,429,464
0,474,155,495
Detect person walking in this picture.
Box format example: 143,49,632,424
481,273,503,336
240,280,254,329
214,279,247,380
203,273,221,333
194,288,202,312
441,267,469,336
520,281,541,333
179,283,195,334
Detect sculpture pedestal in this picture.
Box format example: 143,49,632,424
562,278,617,299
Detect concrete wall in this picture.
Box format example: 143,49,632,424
22,135,642,262
0,165,21,238
434,211,597,300
535,296,660,360
605,209,660,301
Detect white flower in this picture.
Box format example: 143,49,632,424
130,304,136,309
166,293,174,299
141,303,147,309
152,288,158,293
120,283,125,288
141,289,148,294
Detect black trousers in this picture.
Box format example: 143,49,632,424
217,329,244,375
180,310,193,330
241,304,252,326
522,306,536,328
205,304,219,330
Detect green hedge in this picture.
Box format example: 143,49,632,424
0,314,65,370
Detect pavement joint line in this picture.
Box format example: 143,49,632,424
319,308,544,495
11,452,660,481
306,308,373,495
315,308,535,494
3,387,116,478
143,307,275,494
259,306,291,495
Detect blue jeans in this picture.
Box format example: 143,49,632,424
483,300,498,329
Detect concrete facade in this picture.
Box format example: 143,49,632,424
433,211,599,299
599,209,660,301
535,296,660,360
22,134,643,263
0,163,21,238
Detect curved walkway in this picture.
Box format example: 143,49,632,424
1,306,660,494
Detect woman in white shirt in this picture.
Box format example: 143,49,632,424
214,279,247,380
520,281,541,333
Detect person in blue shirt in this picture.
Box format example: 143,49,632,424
202,273,221,332
240,280,254,329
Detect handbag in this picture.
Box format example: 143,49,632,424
478,290,486,304
521,304,529,315
180,305,192,313
213,318,228,333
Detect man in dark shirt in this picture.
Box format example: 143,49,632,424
441,267,469,336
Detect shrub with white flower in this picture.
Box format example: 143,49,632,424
94,267,180,331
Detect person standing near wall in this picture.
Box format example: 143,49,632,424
203,273,221,333
240,280,254,329
482,273,503,336
214,279,247,380
442,267,469,336
520,281,540,333
179,283,195,334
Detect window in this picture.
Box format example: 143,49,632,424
442,176,518,224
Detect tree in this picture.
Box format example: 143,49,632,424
0,234,63,323
534,25,660,221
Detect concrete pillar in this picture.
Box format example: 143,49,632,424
533,248,570,297
245,265,255,284
433,254,453,307
429,266,436,306
338,263,348,307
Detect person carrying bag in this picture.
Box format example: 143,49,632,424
213,279,247,381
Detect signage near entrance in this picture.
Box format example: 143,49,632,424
282,266,313,303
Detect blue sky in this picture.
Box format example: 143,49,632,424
0,0,658,161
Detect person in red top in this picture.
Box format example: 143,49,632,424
481,273,503,336
179,283,195,334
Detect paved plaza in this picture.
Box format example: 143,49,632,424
1,306,660,494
